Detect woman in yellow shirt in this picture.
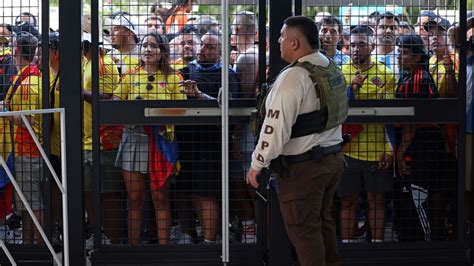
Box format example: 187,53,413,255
114,32,185,245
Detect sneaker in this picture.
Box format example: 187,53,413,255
6,213,22,230
179,232,194,245
241,224,257,244
170,225,194,245
85,233,94,254
101,232,111,245
195,220,204,242
3,226,22,244
52,224,63,253
85,232,111,254
229,218,241,243
169,225,181,244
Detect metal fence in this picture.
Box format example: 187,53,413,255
0,0,472,265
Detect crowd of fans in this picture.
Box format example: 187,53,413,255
0,1,473,255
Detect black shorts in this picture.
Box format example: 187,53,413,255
337,156,394,197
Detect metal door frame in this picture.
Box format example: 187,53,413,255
85,0,267,265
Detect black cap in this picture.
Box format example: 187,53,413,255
7,22,39,38
396,34,430,61
49,31,60,50
423,16,451,32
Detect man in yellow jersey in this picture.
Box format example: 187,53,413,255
425,15,458,240
171,25,200,70
339,26,395,243
82,16,122,249
415,11,438,51
107,13,141,76
5,31,43,244
425,16,457,97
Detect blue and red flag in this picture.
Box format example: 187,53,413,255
145,125,179,190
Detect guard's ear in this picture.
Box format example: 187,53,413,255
292,38,300,51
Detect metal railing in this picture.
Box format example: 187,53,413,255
0,108,69,266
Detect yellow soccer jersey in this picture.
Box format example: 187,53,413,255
171,58,186,71
6,66,43,157
114,68,186,133
0,47,11,56
342,60,396,161
114,68,185,101
121,54,140,75
83,55,119,151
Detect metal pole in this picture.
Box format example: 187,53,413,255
0,108,64,117
60,109,70,266
40,0,52,252
221,0,230,264
59,0,85,262
0,239,17,266
0,155,62,266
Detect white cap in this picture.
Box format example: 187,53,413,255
109,13,138,38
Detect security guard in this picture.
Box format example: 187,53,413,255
246,16,347,266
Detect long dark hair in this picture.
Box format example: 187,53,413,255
396,34,430,71
140,32,174,76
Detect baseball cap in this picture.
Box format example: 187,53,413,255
7,22,39,38
109,13,138,37
399,21,414,30
423,16,451,32
419,10,437,18
49,31,60,50
397,34,429,58
417,10,437,29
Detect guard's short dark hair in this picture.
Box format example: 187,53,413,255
317,15,342,35
377,12,400,25
350,25,373,36
284,16,319,50
14,31,38,62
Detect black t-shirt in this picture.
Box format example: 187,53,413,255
395,66,447,188
179,61,240,98
396,67,439,99
177,61,240,161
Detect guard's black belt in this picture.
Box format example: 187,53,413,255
283,144,342,164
